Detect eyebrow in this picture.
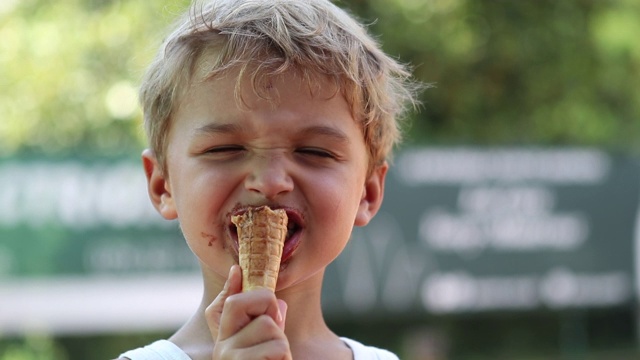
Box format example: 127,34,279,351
299,125,351,144
193,123,351,143
194,123,243,136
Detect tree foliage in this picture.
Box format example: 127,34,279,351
349,0,640,149
1,0,639,157
0,0,190,157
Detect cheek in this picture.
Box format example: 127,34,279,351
175,179,237,273
170,168,238,250
311,172,364,227
173,167,234,212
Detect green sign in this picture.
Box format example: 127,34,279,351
0,159,195,277
323,147,639,315
1,148,639,334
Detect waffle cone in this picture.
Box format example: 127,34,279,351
232,206,288,292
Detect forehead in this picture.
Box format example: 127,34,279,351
179,65,347,117
165,66,372,168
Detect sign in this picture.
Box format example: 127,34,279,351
1,148,639,334
0,159,195,277
323,147,640,315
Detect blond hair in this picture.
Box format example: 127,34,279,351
140,0,419,172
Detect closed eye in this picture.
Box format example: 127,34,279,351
296,147,338,160
202,145,246,160
206,145,245,153
296,147,336,158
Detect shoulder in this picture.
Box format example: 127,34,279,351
341,337,400,360
118,339,192,360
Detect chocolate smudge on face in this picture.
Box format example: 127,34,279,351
201,232,217,247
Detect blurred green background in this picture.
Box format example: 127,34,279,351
2,0,640,359
2,0,640,158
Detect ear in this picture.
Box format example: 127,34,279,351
142,149,178,220
354,162,388,227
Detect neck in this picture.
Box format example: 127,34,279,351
277,272,351,360
170,269,349,360
278,271,333,341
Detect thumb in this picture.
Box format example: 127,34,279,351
205,265,242,341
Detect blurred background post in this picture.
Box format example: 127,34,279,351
2,0,640,359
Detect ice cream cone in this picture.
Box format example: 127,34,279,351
232,206,288,292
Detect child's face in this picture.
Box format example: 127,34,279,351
144,68,386,290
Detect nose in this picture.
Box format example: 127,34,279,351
244,153,294,199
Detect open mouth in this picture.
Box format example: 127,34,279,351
281,218,302,263
228,208,303,264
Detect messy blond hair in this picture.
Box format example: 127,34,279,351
140,0,419,172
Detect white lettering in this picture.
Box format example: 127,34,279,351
0,161,165,229
420,186,589,254
421,269,631,314
398,148,610,185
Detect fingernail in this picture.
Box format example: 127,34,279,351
277,300,287,323
223,266,234,291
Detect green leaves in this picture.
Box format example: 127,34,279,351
0,0,189,157
2,0,639,156
356,0,640,149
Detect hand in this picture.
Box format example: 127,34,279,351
206,265,291,360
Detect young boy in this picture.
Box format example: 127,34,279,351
118,0,417,359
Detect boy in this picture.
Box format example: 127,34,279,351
118,0,418,359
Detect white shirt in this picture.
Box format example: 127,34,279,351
120,338,399,360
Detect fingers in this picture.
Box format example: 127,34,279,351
205,265,291,359
205,265,242,341
214,336,291,360
212,314,291,360
217,288,284,341
222,313,289,348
